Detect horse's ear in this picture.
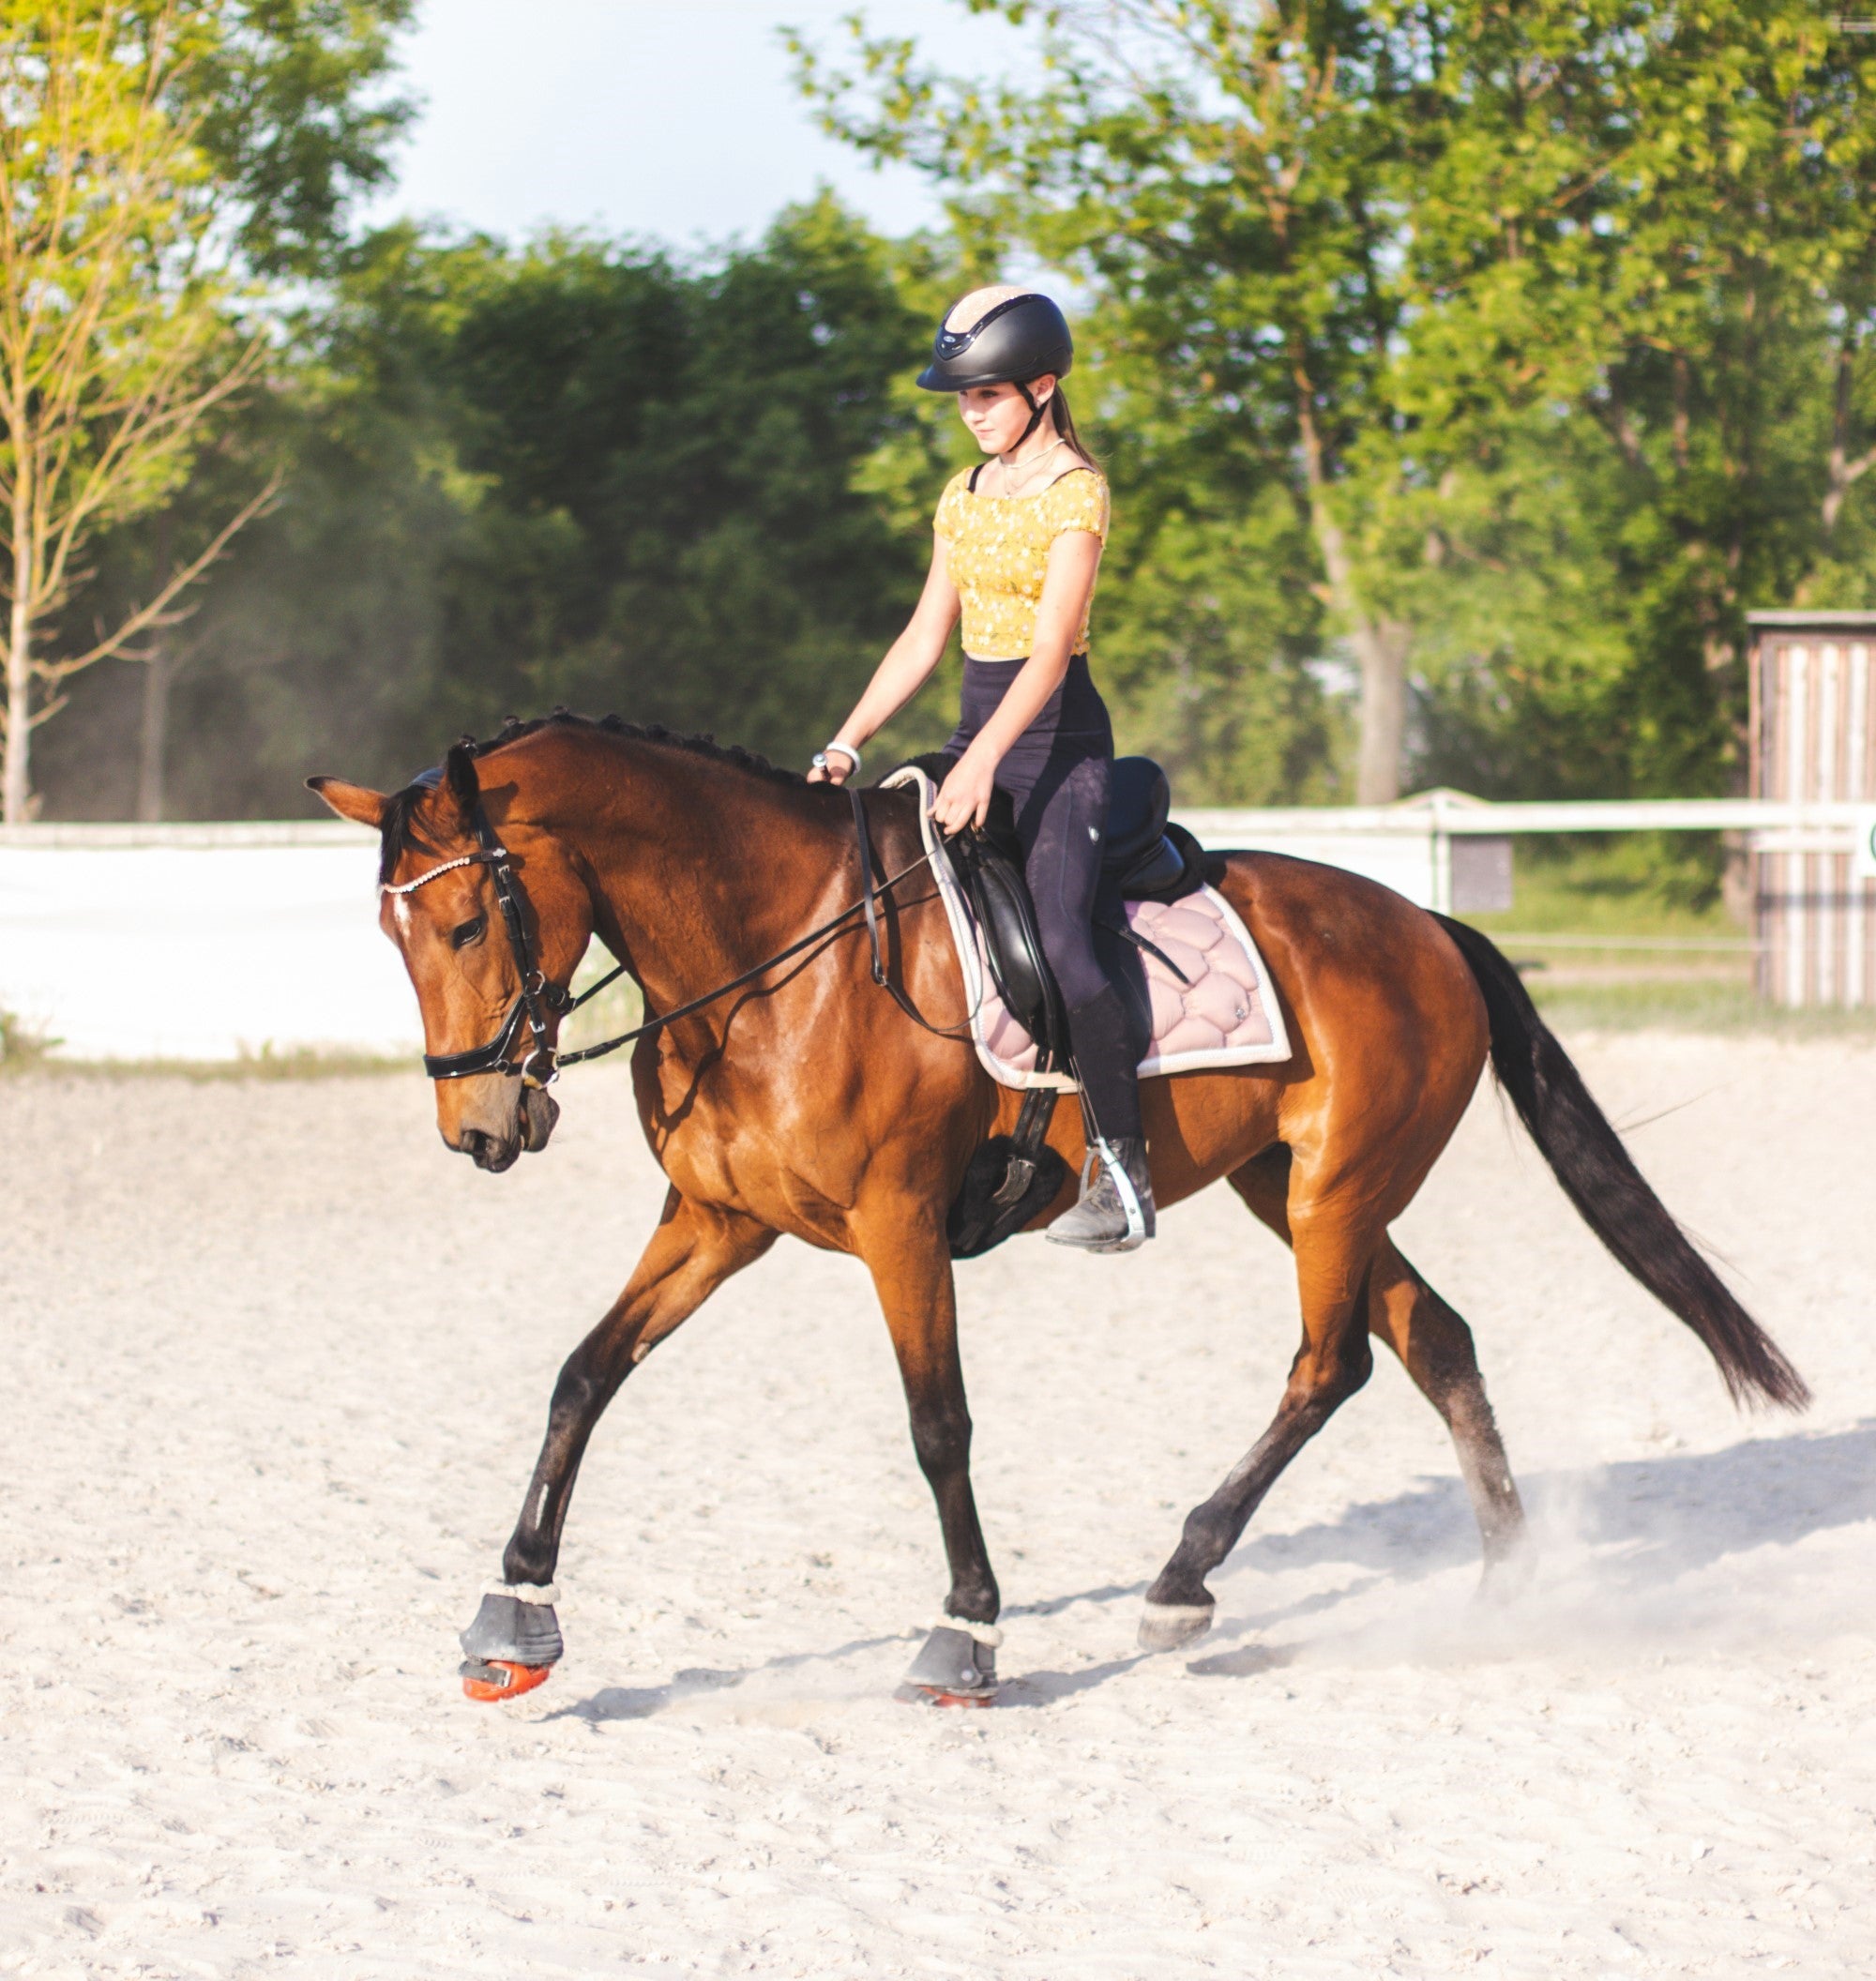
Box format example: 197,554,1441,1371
306,776,386,828
443,743,480,816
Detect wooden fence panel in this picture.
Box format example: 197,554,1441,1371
1749,613,1876,1007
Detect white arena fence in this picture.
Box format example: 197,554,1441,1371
3,794,1872,1062
0,820,403,1064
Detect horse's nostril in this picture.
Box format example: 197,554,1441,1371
459,1128,487,1159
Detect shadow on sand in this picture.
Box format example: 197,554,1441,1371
1216,1418,1876,1594
553,1422,1876,1716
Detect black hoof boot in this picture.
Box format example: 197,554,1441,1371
896,1618,1001,1707
459,1585,564,1702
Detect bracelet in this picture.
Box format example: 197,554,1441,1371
819,739,863,778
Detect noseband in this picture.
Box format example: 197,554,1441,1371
384,787,971,1092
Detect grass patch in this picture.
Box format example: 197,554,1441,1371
14,1044,412,1081
1467,833,1745,945
1455,839,1876,1035
0,1007,60,1071
1526,977,1876,1037
559,960,644,1060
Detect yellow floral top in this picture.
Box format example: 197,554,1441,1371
932,464,1111,660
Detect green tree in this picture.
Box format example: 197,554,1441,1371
800,0,1876,802
798,0,1441,799
38,197,944,814
1379,1,1876,794
0,0,411,820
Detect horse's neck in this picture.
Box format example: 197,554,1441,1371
549,741,844,1014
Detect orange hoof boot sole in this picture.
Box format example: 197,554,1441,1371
461,1656,553,1703
895,1681,996,1710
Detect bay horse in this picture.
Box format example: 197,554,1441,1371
310,713,1808,1705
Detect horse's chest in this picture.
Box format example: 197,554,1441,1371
644,1069,859,1244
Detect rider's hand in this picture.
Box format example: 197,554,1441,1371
932,747,998,837
807,748,855,786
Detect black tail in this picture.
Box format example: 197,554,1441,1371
1435,915,1809,1413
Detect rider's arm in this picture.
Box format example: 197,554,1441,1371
930,526,1103,832
807,536,961,783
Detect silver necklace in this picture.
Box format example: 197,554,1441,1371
997,437,1069,497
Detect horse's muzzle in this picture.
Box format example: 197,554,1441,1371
521,1085,560,1154
453,1091,556,1172
458,1127,522,1172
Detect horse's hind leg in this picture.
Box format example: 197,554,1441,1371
458,1190,774,1702
1229,1147,1526,1580
1367,1244,1527,1580
1140,1164,1379,1652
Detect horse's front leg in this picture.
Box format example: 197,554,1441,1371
458,1189,774,1701
855,1206,1003,1707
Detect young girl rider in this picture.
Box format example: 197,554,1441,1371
808,286,1153,1253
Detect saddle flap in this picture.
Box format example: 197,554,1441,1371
950,828,1062,1061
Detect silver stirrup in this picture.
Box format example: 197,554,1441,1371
1092,1135,1149,1249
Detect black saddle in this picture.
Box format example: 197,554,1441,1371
1105,756,1193,899
902,751,1210,1070
899,752,1212,1261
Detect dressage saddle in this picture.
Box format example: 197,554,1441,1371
898,753,1211,1261
903,751,1209,1071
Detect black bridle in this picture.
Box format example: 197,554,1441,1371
381,795,579,1086
386,788,968,1088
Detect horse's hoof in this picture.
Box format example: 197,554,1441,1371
901,1620,999,1703
1476,1538,1537,1605
1138,1599,1215,1653
461,1656,553,1703
895,1681,997,1710
458,1586,563,1702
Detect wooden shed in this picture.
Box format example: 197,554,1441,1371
1748,610,1876,1006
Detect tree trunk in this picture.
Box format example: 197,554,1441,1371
5,555,30,826
1293,367,1410,803
1823,332,1876,537
136,648,174,823
1307,483,1410,804
1349,617,1411,805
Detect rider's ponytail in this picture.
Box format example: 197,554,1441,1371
1049,385,1100,472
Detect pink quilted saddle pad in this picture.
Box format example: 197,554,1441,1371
973,887,1292,1089
884,764,1293,1094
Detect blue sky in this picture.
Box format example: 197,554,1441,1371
373,1,1036,248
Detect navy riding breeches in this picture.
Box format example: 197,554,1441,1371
943,654,1142,1141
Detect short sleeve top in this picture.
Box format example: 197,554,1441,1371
932,464,1111,660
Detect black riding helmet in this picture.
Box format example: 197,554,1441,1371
916,292,1074,394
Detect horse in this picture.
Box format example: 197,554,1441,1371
310,712,1808,1705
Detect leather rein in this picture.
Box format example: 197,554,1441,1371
384,787,967,1088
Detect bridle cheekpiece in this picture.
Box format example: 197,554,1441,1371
381,800,569,1089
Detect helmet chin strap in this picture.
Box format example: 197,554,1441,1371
1012,380,1051,446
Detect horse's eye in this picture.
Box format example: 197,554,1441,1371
451,915,486,950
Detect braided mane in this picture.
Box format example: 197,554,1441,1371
471,709,804,787
375,709,807,883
